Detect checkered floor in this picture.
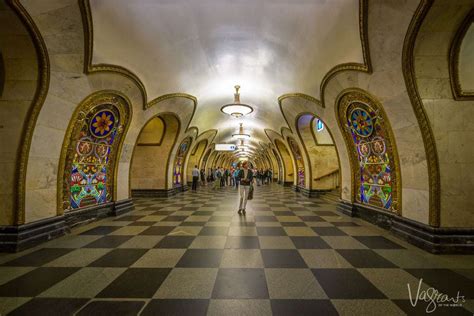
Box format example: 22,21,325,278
1,184,473,315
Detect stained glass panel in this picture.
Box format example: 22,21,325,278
173,137,191,186
338,90,399,212
69,105,120,209
288,138,305,187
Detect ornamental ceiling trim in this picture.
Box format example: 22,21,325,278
79,0,199,119
449,9,474,101
402,0,440,227
319,0,372,107
277,0,371,132
7,0,50,225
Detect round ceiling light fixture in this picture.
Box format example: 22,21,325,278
232,123,251,140
221,85,254,118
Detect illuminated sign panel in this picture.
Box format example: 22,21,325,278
215,144,237,151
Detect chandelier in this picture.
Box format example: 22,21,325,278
232,123,250,140
221,85,253,118
237,139,249,151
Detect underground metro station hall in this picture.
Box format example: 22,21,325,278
0,0,473,315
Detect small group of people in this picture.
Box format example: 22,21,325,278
193,163,273,215
254,169,273,186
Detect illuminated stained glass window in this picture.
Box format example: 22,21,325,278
288,138,305,187
316,119,324,132
173,137,191,186
63,93,129,210
337,90,400,212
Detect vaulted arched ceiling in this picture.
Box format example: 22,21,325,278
90,0,364,149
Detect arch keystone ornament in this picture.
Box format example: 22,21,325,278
58,91,131,214
336,89,401,214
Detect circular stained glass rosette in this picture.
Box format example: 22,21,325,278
89,110,116,138
357,140,371,157
349,108,374,138
76,136,94,156
371,136,386,156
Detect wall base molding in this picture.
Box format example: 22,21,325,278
131,188,177,197
337,201,474,254
282,181,293,187
0,199,135,253
295,186,332,198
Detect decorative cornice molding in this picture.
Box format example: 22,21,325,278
319,0,372,106
402,0,440,227
278,0,371,114
449,9,474,101
147,93,198,110
278,93,321,108
7,0,50,225
277,0,371,132
79,0,147,106
79,0,199,113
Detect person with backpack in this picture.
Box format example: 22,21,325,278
237,161,254,215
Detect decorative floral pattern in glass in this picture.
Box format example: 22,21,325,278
173,137,191,186
338,91,399,211
69,106,120,209
288,138,305,187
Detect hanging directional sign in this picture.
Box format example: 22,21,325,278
215,144,237,151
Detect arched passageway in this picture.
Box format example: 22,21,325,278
130,113,180,197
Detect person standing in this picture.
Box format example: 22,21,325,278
238,161,254,214
192,165,200,191
230,168,235,187
200,168,205,186
224,169,230,186
214,167,221,190
220,167,225,188
233,167,240,189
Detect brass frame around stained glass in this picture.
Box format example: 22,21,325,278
336,88,401,214
58,91,131,213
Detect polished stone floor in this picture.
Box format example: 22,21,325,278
0,184,473,315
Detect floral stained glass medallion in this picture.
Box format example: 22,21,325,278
89,110,115,138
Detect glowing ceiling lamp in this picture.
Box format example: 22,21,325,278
237,139,249,151
232,123,251,140
221,85,254,118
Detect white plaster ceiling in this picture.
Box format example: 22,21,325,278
90,0,363,149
